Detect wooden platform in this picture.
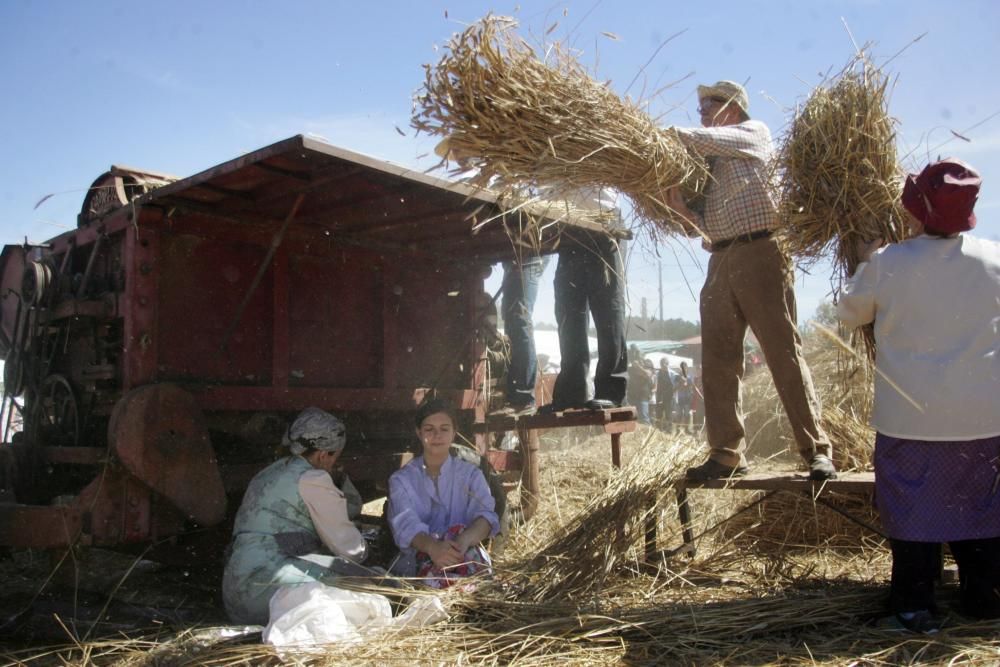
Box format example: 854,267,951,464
666,470,880,561
477,405,637,434
681,471,875,494
474,406,638,521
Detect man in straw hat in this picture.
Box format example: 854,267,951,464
838,158,1000,632
667,80,836,481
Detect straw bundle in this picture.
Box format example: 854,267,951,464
412,15,710,236
776,54,909,281
500,432,703,603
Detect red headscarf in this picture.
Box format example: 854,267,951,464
901,158,981,235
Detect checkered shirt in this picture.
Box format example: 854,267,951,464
673,120,779,243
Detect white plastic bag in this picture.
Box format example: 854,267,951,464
262,582,448,649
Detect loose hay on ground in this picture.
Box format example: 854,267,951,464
5,429,997,665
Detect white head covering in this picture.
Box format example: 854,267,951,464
282,407,347,455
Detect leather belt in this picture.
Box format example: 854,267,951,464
710,230,773,252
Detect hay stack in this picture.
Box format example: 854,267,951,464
776,54,909,282
412,15,709,236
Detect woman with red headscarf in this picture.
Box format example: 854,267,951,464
838,158,1000,633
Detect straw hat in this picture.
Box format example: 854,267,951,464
696,80,749,117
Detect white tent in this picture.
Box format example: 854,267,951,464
519,329,692,374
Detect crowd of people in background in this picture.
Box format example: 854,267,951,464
624,346,706,432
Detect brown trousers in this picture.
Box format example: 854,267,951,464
700,237,832,468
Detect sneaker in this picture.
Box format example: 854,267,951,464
685,458,749,481
878,609,939,634
585,399,618,410
808,454,838,481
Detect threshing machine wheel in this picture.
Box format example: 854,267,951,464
30,374,80,448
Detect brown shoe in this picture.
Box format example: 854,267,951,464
686,459,748,480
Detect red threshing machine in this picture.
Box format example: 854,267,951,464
0,135,611,558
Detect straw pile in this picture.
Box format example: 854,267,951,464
412,15,710,236
723,320,882,552
6,429,1000,665
775,54,910,281
499,430,702,603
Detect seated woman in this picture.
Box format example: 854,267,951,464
222,407,370,625
387,398,500,588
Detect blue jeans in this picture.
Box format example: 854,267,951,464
501,256,549,406
635,400,651,424
551,233,627,408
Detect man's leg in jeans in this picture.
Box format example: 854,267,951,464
501,257,548,407
588,238,627,406
551,248,591,408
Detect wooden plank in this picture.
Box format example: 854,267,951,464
475,406,637,433
681,471,874,494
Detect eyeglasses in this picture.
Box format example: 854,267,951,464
697,97,729,114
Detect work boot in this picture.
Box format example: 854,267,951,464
686,458,748,481
808,454,838,481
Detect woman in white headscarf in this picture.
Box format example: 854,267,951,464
222,407,369,625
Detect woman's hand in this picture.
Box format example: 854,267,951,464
452,530,475,554
453,517,492,553
855,237,884,263
427,538,465,569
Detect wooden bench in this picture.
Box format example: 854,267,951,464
666,471,880,559
476,406,637,520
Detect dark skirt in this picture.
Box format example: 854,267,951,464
874,433,1000,542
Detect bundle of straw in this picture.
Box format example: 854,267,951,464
776,54,909,281
412,15,709,236
501,434,702,603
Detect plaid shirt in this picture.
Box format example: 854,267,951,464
673,120,778,243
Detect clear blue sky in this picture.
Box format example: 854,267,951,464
2,0,998,327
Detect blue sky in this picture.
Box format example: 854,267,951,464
2,0,998,327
